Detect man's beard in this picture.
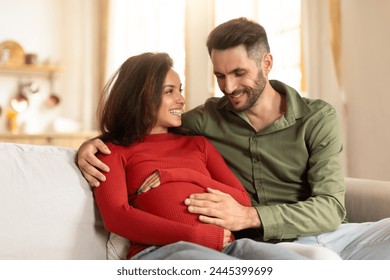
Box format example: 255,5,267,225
229,70,266,112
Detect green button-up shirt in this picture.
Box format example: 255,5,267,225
181,80,346,241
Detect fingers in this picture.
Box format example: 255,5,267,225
79,160,107,187
82,173,102,188
189,188,230,201
222,229,232,249
184,188,230,207
137,171,161,193
76,138,111,187
184,188,242,230
184,197,225,226
93,138,111,155
199,214,224,227
184,193,220,217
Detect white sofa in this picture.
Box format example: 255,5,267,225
0,142,389,260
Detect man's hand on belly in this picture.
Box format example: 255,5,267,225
184,188,262,231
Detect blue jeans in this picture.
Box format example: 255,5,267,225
132,238,308,260
293,218,390,259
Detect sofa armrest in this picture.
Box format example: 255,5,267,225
345,177,390,223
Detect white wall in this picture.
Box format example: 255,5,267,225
184,0,215,109
341,0,390,181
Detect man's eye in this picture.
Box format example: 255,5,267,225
235,71,245,76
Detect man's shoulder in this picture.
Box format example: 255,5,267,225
299,97,339,131
192,96,227,111
183,97,225,121
302,97,336,115
181,97,228,135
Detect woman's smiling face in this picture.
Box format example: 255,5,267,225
151,69,185,134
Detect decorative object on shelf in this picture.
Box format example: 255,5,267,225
10,93,29,113
25,53,38,65
46,94,60,107
22,80,40,95
0,40,25,65
6,109,18,134
46,74,60,107
9,80,40,113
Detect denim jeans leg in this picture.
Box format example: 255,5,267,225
223,238,308,260
294,218,390,259
131,241,237,260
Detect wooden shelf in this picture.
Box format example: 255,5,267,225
0,131,98,150
0,64,62,77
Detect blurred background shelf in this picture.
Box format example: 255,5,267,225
0,64,61,77
0,131,98,149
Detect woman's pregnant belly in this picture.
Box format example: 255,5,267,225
133,182,206,224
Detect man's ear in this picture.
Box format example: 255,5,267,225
262,53,273,75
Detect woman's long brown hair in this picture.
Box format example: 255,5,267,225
97,52,173,146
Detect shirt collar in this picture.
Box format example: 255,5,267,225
218,80,312,132
269,80,311,121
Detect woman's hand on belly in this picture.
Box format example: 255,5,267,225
137,171,160,194
223,229,232,249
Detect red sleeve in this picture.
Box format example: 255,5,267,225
93,147,224,250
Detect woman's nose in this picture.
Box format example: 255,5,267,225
177,94,186,105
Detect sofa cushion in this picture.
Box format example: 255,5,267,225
0,143,108,259
107,232,130,260
345,177,390,223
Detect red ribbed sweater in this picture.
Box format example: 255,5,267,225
93,133,251,258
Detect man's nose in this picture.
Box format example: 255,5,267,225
224,76,237,94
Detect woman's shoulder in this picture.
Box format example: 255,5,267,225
96,142,136,164
180,135,208,143
183,135,215,151
102,141,134,156
105,141,126,150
